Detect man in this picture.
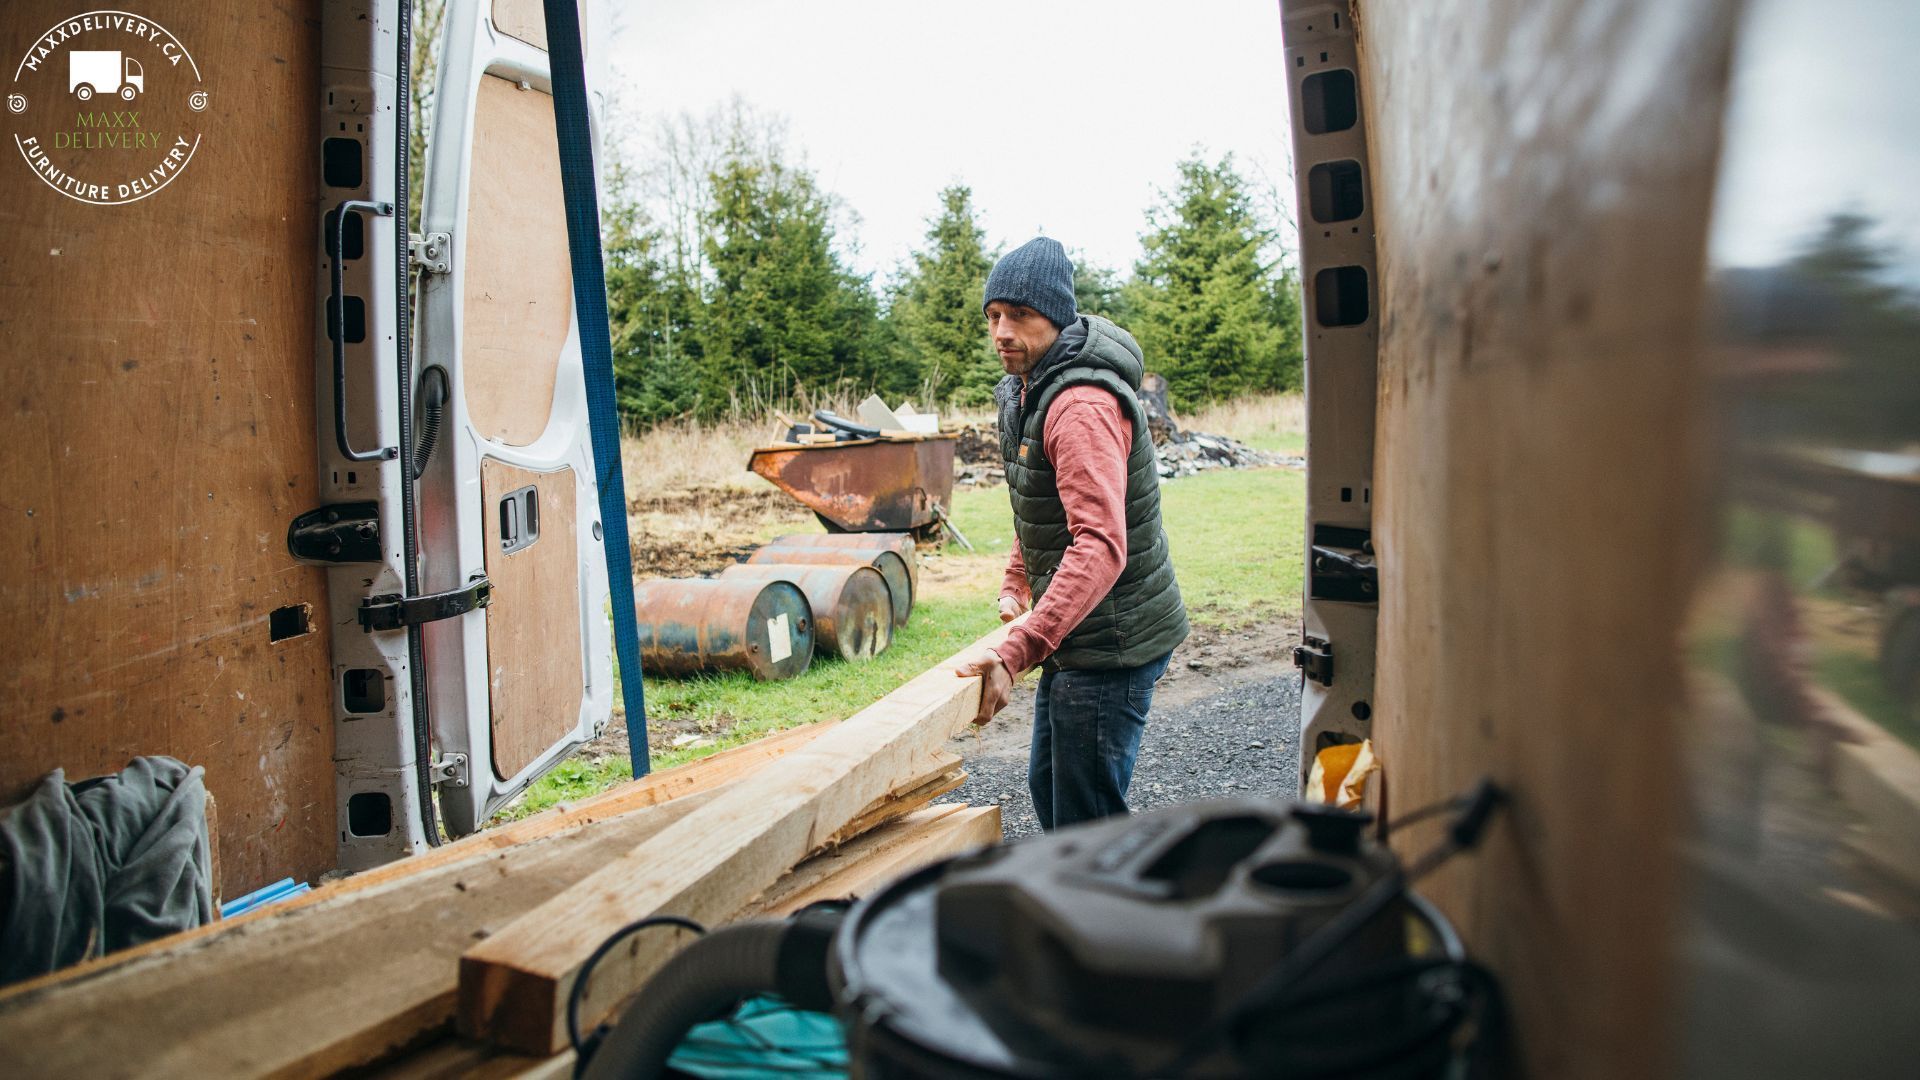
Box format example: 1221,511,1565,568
957,236,1190,830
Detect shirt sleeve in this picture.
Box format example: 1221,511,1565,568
1002,543,1030,607
993,385,1132,675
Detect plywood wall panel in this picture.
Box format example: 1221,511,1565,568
1355,1,1739,1075
0,1,333,894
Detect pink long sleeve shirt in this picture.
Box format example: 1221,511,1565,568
994,384,1134,675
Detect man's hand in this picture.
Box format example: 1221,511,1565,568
955,648,1016,726
997,595,1028,623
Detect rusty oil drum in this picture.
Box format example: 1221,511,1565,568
718,563,893,661
763,532,919,603
632,578,814,681
745,545,914,629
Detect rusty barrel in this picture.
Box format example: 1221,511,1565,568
718,563,893,661
745,545,914,629
632,578,814,681
763,532,920,601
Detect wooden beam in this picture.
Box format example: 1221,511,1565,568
0,792,714,1078
458,620,1020,1054
0,722,824,1002
355,803,1004,1079
0,726,826,1076
750,803,1002,918
821,756,964,850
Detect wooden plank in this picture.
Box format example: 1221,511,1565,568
1814,690,1920,892
1357,2,1740,1076
458,620,1021,1054
462,74,571,446
0,722,823,1001
0,0,335,896
361,803,1003,1080
821,763,965,851
749,804,1002,918
0,790,717,1079
481,460,582,779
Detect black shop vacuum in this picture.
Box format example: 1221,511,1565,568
574,786,1505,1079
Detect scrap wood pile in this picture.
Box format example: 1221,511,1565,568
0,621,1018,1078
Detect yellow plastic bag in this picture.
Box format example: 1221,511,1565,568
1306,739,1379,810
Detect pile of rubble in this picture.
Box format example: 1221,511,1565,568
1153,430,1302,478
952,421,1004,486
948,373,1303,486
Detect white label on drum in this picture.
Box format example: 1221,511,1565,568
768,613,792,663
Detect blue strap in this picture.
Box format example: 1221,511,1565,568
541,0,649,776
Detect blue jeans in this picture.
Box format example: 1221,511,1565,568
1028,652,1173,830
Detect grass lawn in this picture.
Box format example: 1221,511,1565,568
496,466,1305,820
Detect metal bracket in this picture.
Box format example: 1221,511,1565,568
429,752,469,789
1293,635,1335,686
359,575,492,632
287,502,382,564
409,230,451,274
1308,525,1377,604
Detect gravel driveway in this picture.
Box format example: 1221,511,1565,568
946,620,1302,839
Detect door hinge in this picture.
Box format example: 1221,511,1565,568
359,575,491,632
1308,525,1377,604
287,502,382,564
409,231,451,274
1293,635,1334,686
430,752,469,789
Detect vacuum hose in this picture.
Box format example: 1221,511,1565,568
579,922,792,1080
412,366,447,480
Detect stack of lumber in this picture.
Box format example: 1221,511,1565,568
0,622,1019,1077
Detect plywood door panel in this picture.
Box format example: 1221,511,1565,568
0,1,334,893
480,459,582,779
492,0,551,51
461,74,571,447
1354,1,1739,1076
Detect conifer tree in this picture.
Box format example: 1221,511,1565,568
889,186,1001,404
1128,154,1302,408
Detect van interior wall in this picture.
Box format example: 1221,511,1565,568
0,1,333,895
1357,1,1739,1075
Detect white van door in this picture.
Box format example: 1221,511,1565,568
415,0,614,834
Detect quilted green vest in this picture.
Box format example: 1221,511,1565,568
998,315,1189,670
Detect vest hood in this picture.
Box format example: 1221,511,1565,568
998,315,1145,410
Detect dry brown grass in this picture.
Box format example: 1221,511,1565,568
1181,392,1306,452
621,414,777,494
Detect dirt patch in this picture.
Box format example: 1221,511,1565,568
628,485,815,578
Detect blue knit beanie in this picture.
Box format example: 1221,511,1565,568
983,237,1077,330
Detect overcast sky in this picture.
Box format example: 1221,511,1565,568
601,0,1298,281
1709,0,1920,283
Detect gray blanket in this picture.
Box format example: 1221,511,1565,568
0,756,213,985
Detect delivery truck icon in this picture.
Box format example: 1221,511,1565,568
69,51,144,102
